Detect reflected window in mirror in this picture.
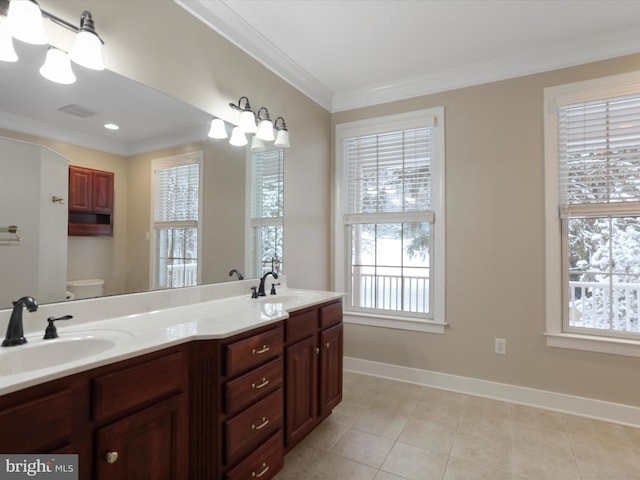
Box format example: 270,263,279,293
151,152,203,289
248,149,284,277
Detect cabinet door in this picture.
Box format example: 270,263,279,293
285,335,318,447
319,323,343,418
92,170,114,212
95,395,187,480
69,166,92,211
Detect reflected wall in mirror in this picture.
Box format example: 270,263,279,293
0,39,282,310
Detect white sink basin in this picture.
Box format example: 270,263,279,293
257,293,305,304
0,330,126,376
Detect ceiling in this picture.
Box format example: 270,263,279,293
177,0,640,112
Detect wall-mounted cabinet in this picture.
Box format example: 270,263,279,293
68,166,114,236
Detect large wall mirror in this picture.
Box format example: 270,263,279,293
0,39,283,310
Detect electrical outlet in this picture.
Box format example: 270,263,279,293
495,338,506,355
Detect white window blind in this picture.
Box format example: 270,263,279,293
559,94,640,218
251,149,284,220
345,128,431,219
154,163,199,223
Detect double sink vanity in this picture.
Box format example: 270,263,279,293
0,282,344,480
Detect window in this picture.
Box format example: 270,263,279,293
334,108,445,333
248,149,284,277
151,152,202,289
545,71,640,355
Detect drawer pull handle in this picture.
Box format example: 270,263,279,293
105,451,119,464
253,462,269,478
252,416,269,430
252,345,270,355
252,378,270,390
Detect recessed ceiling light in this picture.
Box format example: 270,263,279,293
104,123,119,130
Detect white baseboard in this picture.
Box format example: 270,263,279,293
344,356,640,428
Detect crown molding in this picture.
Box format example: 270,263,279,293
174,0,333,111
176,1,640,113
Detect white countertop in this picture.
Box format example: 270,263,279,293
0,288,344,396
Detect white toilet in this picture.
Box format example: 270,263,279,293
66,279,105,300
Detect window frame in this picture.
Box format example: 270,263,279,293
544,70,640,356
334,108,446,333
245,148,284,278
150,151,203,290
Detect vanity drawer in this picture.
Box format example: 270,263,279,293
0,388,73,452
319,300,342,329
285,309,317,343
92,351,185,421
225,357,283,415
225,325,283,377
225,430,283,480
224,388,283,466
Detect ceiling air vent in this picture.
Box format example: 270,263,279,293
58,104,99,118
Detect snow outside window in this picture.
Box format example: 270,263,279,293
151,152,202,289
249,149,284,278
545,71,640,355
335,108,445,332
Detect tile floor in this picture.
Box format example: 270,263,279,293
274,371,640,480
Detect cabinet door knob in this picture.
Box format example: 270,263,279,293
315,347,320,355
105,451,119,464
253,462,269,478
325,342,331,349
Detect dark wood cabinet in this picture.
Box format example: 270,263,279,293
95,395,185,480
189,323,285,480
68,165,114,236
0,345,188,480
284,300,343,450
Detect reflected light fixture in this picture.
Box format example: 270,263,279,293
273,117,290,148
39,47,76,84
250,135,265,152
229,96,257,134
208,118,228,139
229,126,247,147
69,11,104,70
255,107,275,142
6,0,48,45
104,123,119,130
0,20,18,62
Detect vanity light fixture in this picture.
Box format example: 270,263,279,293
250,135,265,152
104,123,119,130
229,126,248,147
208,118,228,139
273,117,290,148
39,46,76,84
255,107,275,142
5,0,47,45
229,96,257,134
3,0,105,76
68,11,104,70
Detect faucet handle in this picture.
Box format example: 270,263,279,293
43,315,73,340
250,286,259,299
270,283,281,295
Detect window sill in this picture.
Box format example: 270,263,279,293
344,311,447,334
544,332,640,357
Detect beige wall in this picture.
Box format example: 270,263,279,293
333,53,640,407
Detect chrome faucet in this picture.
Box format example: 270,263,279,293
2,296,38,347
257,271,278,297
